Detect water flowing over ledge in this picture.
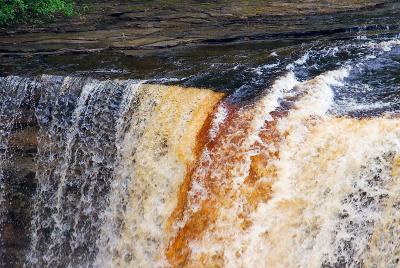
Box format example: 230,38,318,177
0,34,400,267
0,71,399,267
0,76,223,266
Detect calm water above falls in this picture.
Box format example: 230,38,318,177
1,19,400,268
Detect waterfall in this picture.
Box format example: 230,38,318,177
27,76,143,267
161,67,400,268
0,77,33,266
0,75,222,267
94,84,223,267
0,36,400,267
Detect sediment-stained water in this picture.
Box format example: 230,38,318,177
0,32,400,268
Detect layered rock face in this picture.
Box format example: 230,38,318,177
1,0,398,55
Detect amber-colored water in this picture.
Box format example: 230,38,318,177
1,30,400,268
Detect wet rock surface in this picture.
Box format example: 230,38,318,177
2,105,38,267
0,0,397,55
0,2,400,267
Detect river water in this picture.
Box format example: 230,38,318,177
0,6,400,268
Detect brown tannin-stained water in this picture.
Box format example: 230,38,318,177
1,5,400,268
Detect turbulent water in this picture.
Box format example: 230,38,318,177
0,34,400,267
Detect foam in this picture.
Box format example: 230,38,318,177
174,67,388,267
94,84,223,267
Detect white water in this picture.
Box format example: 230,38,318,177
0,77,32,266
26,76,143,267
0,36,399,267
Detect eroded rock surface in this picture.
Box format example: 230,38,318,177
0,0,398,55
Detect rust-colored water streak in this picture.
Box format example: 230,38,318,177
166,99,291,266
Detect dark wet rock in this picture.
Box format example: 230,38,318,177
0,2,399,266
9,128,38,152
2,153,38,267
1,84,45,267
0,0,398,55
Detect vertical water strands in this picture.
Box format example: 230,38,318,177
0,77,36,266
0,75,223,267
94,80,145,266
27,77,142,267
164,71,303,267
95,85,224,267
161,68,400,267
0,66,398,267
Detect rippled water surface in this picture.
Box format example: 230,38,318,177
2,29,400,108
1,4,400,268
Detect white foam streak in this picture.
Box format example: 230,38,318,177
234,72,299,188
294,52,310,65
368,39,400,52
225,67,400,268
188,67,359,267
94,81,143,267
209,103,228,140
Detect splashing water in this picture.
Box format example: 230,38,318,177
0,35,399,267
0,77,33,266
24,77,138,267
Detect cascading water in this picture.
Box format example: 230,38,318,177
27,77,145,267
0,75,222,267
0,77,33,266
0,35,400,267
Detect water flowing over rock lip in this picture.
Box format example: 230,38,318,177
2,59,400,266
1,3,400,265
0,75,225,267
